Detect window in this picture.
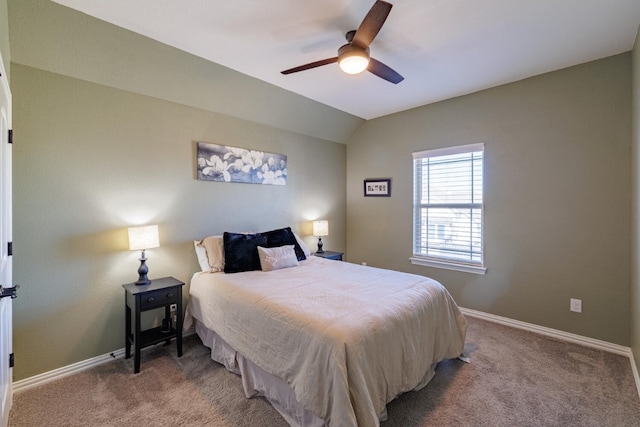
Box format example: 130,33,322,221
411,143,486,274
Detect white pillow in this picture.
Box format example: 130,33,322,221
194,240,211,272
200,235,225,272
257,245,299,272
293,232,311,257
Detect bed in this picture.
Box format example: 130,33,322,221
185,229,467,426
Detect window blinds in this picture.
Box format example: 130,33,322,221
412,143,484,266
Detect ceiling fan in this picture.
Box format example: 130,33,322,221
281,1,404,84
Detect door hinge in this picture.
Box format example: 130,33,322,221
8,129,12,144
9,353,14,368
7,241,11,256
0,284,18,299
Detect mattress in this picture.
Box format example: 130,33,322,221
185,256,466,426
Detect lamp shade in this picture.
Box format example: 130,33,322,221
128,225,160,251
313,220,329,237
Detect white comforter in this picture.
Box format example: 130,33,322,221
185,257,466,426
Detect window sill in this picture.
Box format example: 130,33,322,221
409,257,487,275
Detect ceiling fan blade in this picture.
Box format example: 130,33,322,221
281,57,339,75
352,1,393,49
368,57,404,84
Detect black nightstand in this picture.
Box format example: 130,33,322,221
123,276,185,373
313,251,343,261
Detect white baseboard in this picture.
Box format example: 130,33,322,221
13,330,194,393
460,307,640,399
13,348,126,393
13,313,640,399
460,307,631,355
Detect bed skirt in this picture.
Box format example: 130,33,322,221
195,320,335,427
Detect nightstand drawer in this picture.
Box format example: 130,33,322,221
140,287,178,310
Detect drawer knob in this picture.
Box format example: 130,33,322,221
167,293,174,298
147,297,155,303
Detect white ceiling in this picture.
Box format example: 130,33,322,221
51,0,640,120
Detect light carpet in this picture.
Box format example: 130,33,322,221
9,317,640,426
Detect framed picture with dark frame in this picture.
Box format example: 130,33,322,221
364,178,391,197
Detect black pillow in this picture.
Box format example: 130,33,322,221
223,232,268,273
262,227,306,261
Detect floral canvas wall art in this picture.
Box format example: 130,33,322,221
197,142,287,186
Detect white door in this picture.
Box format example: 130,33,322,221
0,50,13,427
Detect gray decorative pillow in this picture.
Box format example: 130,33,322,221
257,245,299,272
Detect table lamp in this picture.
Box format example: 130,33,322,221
313,220,329,254
128,224,159,285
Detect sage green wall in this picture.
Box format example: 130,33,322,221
6,0,637,381
632,27,640,369
347,54,632,345
11,63,347,380
7,0,353,381
8,0,363,143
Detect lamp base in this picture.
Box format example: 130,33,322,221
135,252,151,286
316,237,324,254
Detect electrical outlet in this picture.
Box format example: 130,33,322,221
170,304,177,312
362,262,367,266
570,298,582,313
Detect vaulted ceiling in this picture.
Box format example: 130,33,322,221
52,0,640,119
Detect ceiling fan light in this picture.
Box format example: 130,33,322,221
339,55,370,74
